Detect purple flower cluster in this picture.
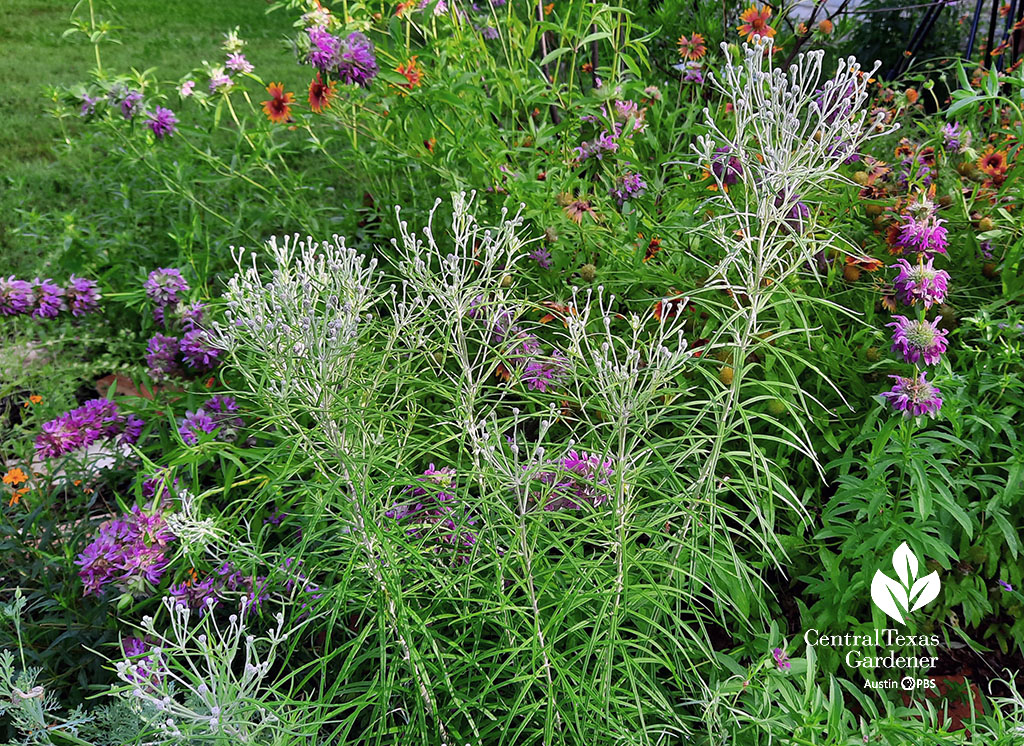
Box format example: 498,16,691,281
385,465,478,561
894,213,947,257
682,61,704,84
76,506,174,597
466,296,571,392
881,372,943,418
145,315,220,381
772,647,791,671
144,267,190,325
35,398,145,459
177,395,243,445
891,257,949,308
1,276,100,319
529,247,552,269
610,172,647,206
941,122,966,153
574,101,647,164
120,636,163,684
170,562,269,616
711,146,744,187
533,450,615,511
145,107,178,139
120,90,143,120
888,315,948,365
146,334,181,381
305,28,378,88
882,249,951,418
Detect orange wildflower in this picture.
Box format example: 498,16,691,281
905,88,919,104
644,237,663,262
737,5,775,41
8,488,28,507
395,57,424,92
3,468,28,487
544,2,553,14
817,18,834,34
262,83,295,123
678,33,708,61
308,74,337,113
978,146,1009,177
23,395,42,407
846,255,884,272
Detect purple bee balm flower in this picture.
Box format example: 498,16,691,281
772,647,791,671
65,275,100,316
180,329,221,370
575,130,619,163
385,465,478,561
307,26,341,69
682,61,704,84
888,315,949,365
529,247,552,269
120,90,143,120
896,213,947,257
478,25,499,40
523,350,569,392
145,107,178,139
170,576,220,613
881,371,942,418
536,449,615,511
31,278,65,319
208,68,233,93
941,122,963,153
80,94,99,117
178,408,219,445
144,267,189,323
336,32,378,87
0,276,34,316
892,257,950,309
610,171,648,206
145,333,181,382
711,146,743,187
225,52,253,74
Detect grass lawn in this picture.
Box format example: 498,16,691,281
0,0,292,275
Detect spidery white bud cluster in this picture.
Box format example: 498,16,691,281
114,597,288,743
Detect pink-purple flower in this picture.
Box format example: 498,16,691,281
881,372,943,418
891,257,949,309
225,52,253,74
895,213,948,257
534,450,615,511
66,275,100,316
888,315,948,365
35,398,145,459
611,172,647,206
145,107,178,139
76,507,174,597
0,276,33,316
772,647,791,671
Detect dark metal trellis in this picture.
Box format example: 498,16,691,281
889,0,1024,81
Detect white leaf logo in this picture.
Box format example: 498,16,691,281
870,542,940,625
